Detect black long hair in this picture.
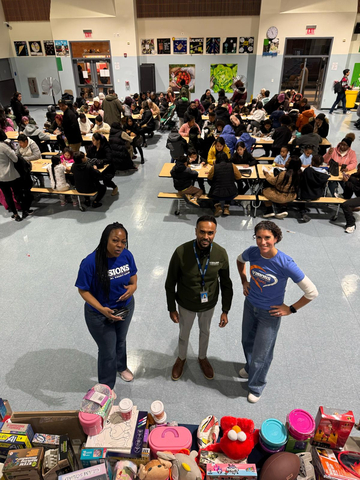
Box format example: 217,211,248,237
51,155,61,189
95,222,129,299
279,155,302,191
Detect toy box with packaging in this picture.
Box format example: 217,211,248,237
199,451,245,468
81,448,108,468
206,463,257,479
32,433,60,450
311,408,355,450
3,447,44,480
59,462,112,480
312,447,358,480
0,423,34,440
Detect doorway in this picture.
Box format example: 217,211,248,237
280,37,332,108
74,60,113,99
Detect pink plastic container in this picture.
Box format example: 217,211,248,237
287,409,315,441
79,411,103,436
149,426,192,456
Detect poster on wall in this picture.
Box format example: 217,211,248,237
14,41,28,57
28,41,43,56
263,38,279,56
169,64,195,93
157,38,171,54
141,39,155,55
210,64,238,93
189,38,204,54
222,37,237,54
54,40,69,57
173,38,187,54
44,40,55,56
206,37,220,54
239,37,254,54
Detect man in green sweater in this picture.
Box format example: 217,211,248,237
165,215,233,381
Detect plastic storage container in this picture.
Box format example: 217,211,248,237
149,426,192,456
345,89,358,109
285,409,315,453
260,419,288,454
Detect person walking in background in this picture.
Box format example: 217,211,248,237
102,89,125,125
58,100,82,152
329,69,351,115
165,216,233,381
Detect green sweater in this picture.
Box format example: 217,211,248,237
165,240,233,313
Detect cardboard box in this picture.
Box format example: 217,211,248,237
105,448,150,467
59,435,80,472
312,447,358,480
206,464,257,479
3,448,44,480
1,422,34,440
0,432,33,449
32,433,60,450
11,411,86,446
59,463,112,480
312,408,355,450
199,451,246,467
80,448,108,468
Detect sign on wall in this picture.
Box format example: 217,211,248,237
189,38,204,54
239,37,254,54
210,64,238,93
222,37,237,54
206,37,220,54
173,38,187,54
157,38,171,54
54,40,69,56
141,39,155,55
14,41,28,57
44,40,55,56
169,64,195,93
29,41,43,56
263,38,279,56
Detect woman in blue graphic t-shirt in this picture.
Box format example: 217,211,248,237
237,220,318,404
76,222,137,389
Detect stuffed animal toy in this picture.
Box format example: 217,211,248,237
157,450,204,480
201,417,259,461
138,457,172,480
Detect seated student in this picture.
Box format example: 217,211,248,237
133,93,141,107
92,115,111,134
184,101,202,125
130,102,140,116
194,99,205,115
158,93,169,117
262,90,270,106
264,92,284,114
296,104,315,132
254,118,273,157
166,126,188,162
324,137,357,196
208,103,216,115
230,79,247,105
217,88,227,103
138,102,155,146
170,157,202,207
48,114,63,134
231,141,257,194
150,92,158,106
179,79,190,101
239,99,250,116
188,126,204,155
297,97,309,113
297,154,330,222
16,133,41,161
300,145,313,167
89,97,103,116
140,92,147,103
123,116,144,164
79,103,90,114
273,145,290,167
71,151,106,208
237,124,256,152
256,88,266,103
340,164,360,233
250,101,266,130
76,91,86,108
215,119,225,136
60,146,74,165
187,147,207,192
200,89,215,111
87,132,119,194
123,96,134,117
147,99,161,124
220,124,237,154
78,113,93,135
22,117,50,142
293,123,321,154
5,106,18,130
207,137,231,165
292,92,302,106
229,105,243,133
262,156,302,219
270,105,285,129
46,155,78,207
0,109,14,132
109,122,138,170
202,111,217,138
179,116,201,138
207,151,242,217
215,99,231,125
175,96,190,127
166,87,175,104
224,97,232,115
248,99,257,113
271,114,292,157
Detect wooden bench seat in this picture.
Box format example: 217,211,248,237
31,187,96,196
157,192,259,201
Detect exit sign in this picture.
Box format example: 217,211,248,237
307,28,315,35
83,30,92,38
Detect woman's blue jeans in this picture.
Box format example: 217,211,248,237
85,297,135,389
242,297,281,397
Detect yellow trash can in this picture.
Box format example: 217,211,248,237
345,90,358,109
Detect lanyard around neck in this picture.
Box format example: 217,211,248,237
193,240,212,287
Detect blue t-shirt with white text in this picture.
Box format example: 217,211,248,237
300,153,313,166
241,246,304,310
75,249,137,311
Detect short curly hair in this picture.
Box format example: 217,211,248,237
254,221,283,243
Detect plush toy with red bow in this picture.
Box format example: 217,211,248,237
201,417,259,461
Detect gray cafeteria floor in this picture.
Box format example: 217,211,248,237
1,105,360,428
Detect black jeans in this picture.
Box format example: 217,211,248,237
329,91,346,114
0,178,26,215
341,197,360,227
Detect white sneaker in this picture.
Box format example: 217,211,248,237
275,211,288,219
239,368,249,379
119,368,134,382
248,393,261,403
345,226,356,234
346,111,352,114
263,212,275,218
334,193,344,199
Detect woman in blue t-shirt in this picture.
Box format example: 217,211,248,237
76,222,138,389
237,221,318,403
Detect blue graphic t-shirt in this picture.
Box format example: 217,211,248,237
241,246,304,310
75,249,137,310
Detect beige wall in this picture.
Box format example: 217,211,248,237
0,2,11,59
349,13,360,54
51,0,115,18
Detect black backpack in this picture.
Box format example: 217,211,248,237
334,81,343,94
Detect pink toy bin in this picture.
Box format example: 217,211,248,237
149,426,192,456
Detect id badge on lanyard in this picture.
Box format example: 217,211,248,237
193,240,212,303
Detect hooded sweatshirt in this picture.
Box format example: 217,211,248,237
170,162,198,191
323,146,357,171
239,132,256,153
23,124,50,141
220,125,237,154
299,166,329,200
16,137,41,161
296,109,315,132
166,131,188,160
101,93,124,125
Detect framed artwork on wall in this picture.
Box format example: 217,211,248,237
29,41,43,56
14,41,28,57
157,38,171,54
222,37,237,54
173,38,187,54
169,64,195,93
210,64,238,93
54,40,69,56
44,40,55,56
239,37,254,54
189,38,204,54
141,39,155,55
206,37,220,54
